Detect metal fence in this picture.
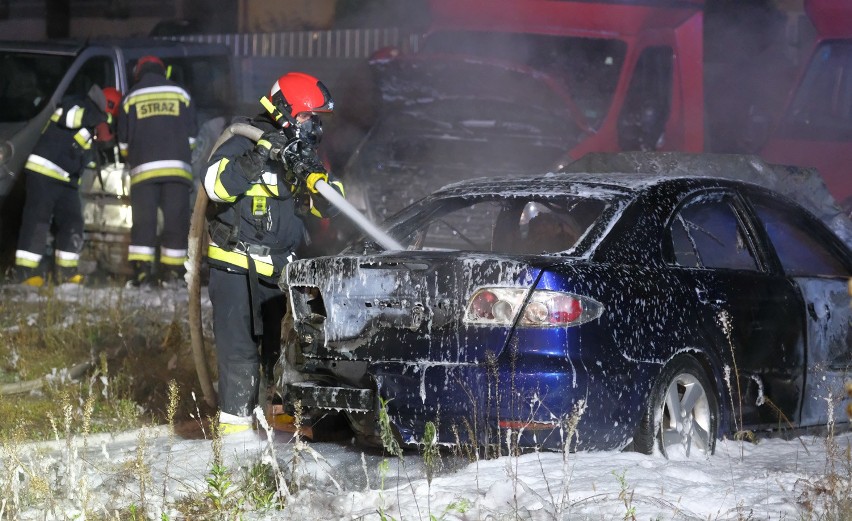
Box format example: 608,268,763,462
168,27,421,59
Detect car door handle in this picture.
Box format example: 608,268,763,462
807,302,829,321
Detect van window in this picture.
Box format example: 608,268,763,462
128,55,233,120
0,51,74,122
777,41,852,141
66,56,116,100
618,46,674,151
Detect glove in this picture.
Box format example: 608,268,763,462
257,130,289,160
304,171,328,193
233,131,289,182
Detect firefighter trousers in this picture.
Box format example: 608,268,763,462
16,172,84,263
208,267,286,419
128,180,190,266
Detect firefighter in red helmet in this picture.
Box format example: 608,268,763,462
117,54,198,287
11,85,118,286
204,72,344,435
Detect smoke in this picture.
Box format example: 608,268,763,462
704,0,811,153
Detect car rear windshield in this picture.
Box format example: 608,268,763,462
0,51,75,122
387,194,607,254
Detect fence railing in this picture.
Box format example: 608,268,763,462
163,27,421,60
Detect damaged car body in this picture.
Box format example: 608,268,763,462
282,154,852,458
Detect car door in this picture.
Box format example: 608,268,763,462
746,192,852,427
667,189,803,430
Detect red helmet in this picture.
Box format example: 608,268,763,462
133,55,165,81
268,72,334,119
102,87,122,116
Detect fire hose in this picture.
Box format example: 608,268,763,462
187,123,403,409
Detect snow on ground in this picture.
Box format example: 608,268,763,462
5,421,849,520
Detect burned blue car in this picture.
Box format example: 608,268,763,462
281,153,852,458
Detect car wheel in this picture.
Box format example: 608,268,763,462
634,354,718,459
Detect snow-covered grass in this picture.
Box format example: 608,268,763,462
3,403,852,519
1,283,852,519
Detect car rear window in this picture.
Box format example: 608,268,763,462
669,194,759,271
396,194,606,254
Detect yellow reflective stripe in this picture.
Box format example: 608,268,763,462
67,106,84,128
26,160,71,182
246,183,278,197
15,259,39,268
256,139,271,150
15,253,40,268
130,168,193,185
207,245,275,277
125,91,191,106
160,255,186,266
74,130,91,148
55,257,78,268
128,252,156,262
213,158,237,201
330,180,345,197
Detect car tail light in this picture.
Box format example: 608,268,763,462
464,287,603,328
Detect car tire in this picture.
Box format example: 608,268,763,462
634,354,718,458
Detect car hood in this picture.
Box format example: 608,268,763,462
286,251,547,363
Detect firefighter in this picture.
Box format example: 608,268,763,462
117,55,198,287
204,72,344,435
11,85,120,286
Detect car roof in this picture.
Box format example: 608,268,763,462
433,170,734,199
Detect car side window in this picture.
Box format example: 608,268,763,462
750,197,850,277
670,194,758,270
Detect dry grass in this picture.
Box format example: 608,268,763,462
0,284,216,441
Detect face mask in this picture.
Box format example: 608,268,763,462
296,115,323,145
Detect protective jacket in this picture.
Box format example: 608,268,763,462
14,94,110,280
24,95,108,185
204,115,343,283
117,71,197,186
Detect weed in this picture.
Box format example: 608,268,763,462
205,462,244,514
422,420,441,485
378,396,402,458
612,470,637,520
241,461,278,511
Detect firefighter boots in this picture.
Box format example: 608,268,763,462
9,266,45,287
128,260,156,288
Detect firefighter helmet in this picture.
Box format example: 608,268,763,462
102,87,122,116
268,72,334,119
133,55,165,81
